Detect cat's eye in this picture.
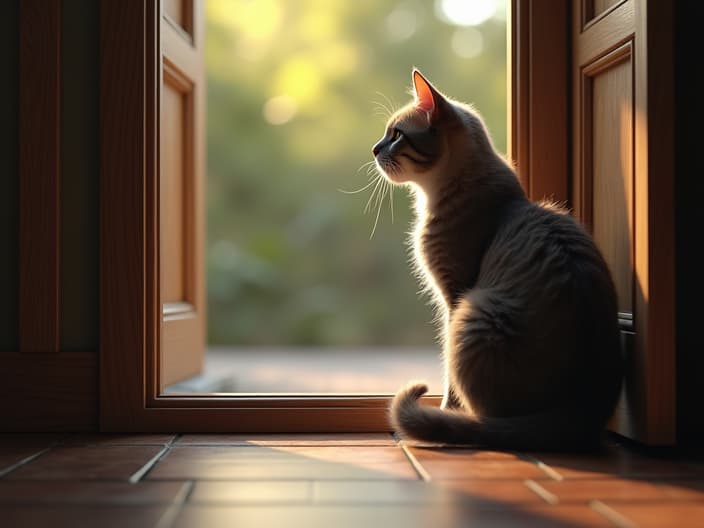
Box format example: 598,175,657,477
391,128,403,141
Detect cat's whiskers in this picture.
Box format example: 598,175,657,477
370,177,388,240
389,180,395,223
364,173,384,214
338,161,381,194
357,160,376,173
372,172,387,213
337,177,378,195
372,101,393,119
375,91,398,116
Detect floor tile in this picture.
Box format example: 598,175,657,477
313,480,452,504
408,447,549,480
656,479,704,501
60,434,176,446
173,504,612,528
0,447,47,477
597,501,704,527
533,450,701,480
519,505,614,527
437,480,549,504
311,479,543,508
190,481,312,504
148,445,417,480
536,477,672,503
0,480,188,504
0,434,63,448
6,446,164,481
178,433,395,446
408,447,519,460
0,505,169,528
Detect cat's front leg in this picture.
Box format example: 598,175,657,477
440,371,462,410
441,392,462,410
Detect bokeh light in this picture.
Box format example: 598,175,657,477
436,0,496,26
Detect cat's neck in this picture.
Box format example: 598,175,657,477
412,159,526,307
418,155,525,219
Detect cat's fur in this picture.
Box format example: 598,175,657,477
372,70,623,450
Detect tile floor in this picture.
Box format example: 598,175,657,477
0,433,703,527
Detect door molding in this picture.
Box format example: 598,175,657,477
509,0,569,203
570,0,675,444
99,0,433,432
0,0,98,432
19,0,62,353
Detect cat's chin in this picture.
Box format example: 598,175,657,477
381,172,408,184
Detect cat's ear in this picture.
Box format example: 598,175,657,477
412,69,442,120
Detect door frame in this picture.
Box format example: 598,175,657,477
99,0,674,442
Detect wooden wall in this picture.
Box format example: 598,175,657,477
0,0,100,431
0,0,19,351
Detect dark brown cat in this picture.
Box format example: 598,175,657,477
372,70,623,450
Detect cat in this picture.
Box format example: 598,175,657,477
372,69,623,450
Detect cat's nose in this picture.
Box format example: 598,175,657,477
372,144,381,156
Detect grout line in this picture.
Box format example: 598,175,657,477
399,441,432,482
522,454,564,481
523,479,559,505
128,434,181,484
154,480,194,528
590,500,638,528
0,446,53,478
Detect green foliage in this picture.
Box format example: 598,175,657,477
207,0,507,346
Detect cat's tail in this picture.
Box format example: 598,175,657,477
390,382,601,451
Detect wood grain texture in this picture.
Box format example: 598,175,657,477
634,0,675,445
0,352,97,431
572,0,676,444
100,0,156,429
583,44,634,315
582,0,627,28
509,1,568,204
161,74,186,303
101,407,395,433
159,2,205,387
18,0,61,353
509,0,528,191
576,0,633,67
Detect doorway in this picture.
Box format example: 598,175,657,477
162,0,508,394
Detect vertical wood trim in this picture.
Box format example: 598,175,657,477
633,0,675,444
100,0,159,428
159,1,206,389
0,351,98,431
509,0,529,192
509,0,569,204
18,0,62,353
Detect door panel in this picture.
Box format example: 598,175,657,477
572,0,675,443
584,45,634,316
164,0,194,36
160,1,205,387
589,0,625,21
161,75,187,303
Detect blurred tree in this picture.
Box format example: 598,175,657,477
206,0,507,346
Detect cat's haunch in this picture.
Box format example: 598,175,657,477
373,70,623,450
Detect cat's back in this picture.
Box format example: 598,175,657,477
477,199,615,301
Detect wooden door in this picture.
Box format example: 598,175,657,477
160,0,205,387
571,0,675,444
